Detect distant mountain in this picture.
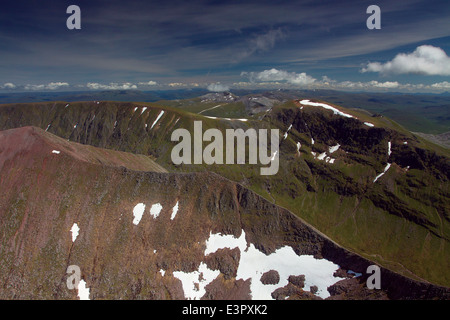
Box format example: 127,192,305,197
0,89,210,104
0,89,448,134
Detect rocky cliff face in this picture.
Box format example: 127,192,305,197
0,126,448,300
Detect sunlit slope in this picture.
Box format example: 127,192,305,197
0,98,448,287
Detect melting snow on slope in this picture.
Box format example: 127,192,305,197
132,203,146,225
70,223,80,242
271,150,278,161
328,144,340,154
77,280,90,300
364,122,374,127
296,142,301,155
388,141,392,156
283,124,293,140
204,116,248,122
52,150,61,154
299,100,354,119
170,201,179,220
317,152,327,161
150,111,165,129
140,107,147,115
196,230,343,300
173,263,220,300
149,203,163,219
199,104,222,114
373,163,391,183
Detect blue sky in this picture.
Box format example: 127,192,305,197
0,0,449,92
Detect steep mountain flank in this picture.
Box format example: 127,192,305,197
0,98,448,288
0,126,448,300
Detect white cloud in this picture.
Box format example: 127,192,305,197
362,45,450,76
46,82,70,90
86,82,137,90
235,28,285,62
1,83,16,89
207,82,230,92
236,70,450,93
241,68,316,86
431,81,450,90
24,82,69,91
368,81,400,88
168,82,186,87
138,80,158,86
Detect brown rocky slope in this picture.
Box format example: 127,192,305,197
0,126,448,300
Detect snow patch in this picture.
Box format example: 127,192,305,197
270,150,278,161
388,141,392,156
364,122,374,127
205,231,248,255
70,223,79,242
149,203,163,219
141,107,147,115
52,150,61,154
299,99,355,119
150,111,165,129
204,115,248,122
328,144,340,154
283,124,293,140
317,152,327,161
170,201,179,220
199,104,222,114
373,163,391,183
132,203,146,225
77,280,90,300
203,230,343,300
173,262,220,300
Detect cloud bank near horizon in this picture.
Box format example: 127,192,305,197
2,74,450,94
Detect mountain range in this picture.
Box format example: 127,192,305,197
0,92,448,300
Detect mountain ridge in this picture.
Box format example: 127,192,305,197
0,97,448,288
0,125,448,299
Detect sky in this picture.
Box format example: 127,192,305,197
0,0,449,93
